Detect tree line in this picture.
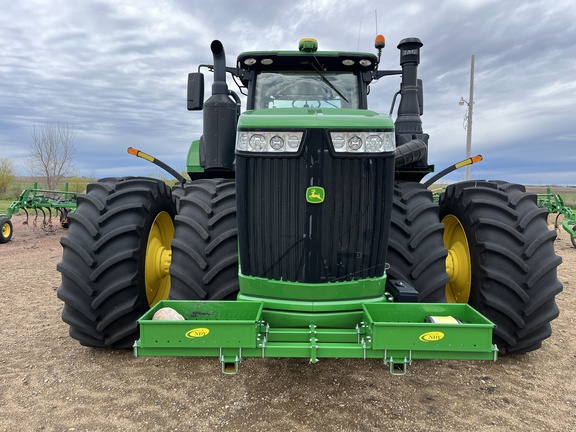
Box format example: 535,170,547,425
1,123,77,196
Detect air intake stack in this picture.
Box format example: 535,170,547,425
395,38,423,137
394,38,429,168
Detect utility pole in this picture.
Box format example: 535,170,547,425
460,55,475,181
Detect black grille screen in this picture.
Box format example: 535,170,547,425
236,130,394,283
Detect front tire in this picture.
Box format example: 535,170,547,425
169,179,239,300
439,180,563,354
387,182,449,302
57,177,176,348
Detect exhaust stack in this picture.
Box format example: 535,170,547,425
201,40,238,176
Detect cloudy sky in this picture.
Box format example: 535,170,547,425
1,0,575,184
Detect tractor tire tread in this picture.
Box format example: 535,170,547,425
57,177,175,348
439,180,562,354
387,181,449,303
169,178,239,301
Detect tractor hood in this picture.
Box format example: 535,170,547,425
237,108,394,130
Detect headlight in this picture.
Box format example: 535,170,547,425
330,131,395,153
236,131,303,153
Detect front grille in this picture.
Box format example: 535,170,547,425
236,129,394,283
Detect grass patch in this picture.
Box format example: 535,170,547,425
561,193,576,209
0,199,15,215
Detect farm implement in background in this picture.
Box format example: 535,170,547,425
537,188,576,248
0,183,77,243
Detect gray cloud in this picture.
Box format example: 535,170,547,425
1,0,574,184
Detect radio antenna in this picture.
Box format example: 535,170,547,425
374,10,385,66
357,1,366,50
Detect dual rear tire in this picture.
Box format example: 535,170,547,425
389,180,563,354
57,177,238,348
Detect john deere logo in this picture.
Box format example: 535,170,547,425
419,331,444,342
186,328,210,338
306,187,325,204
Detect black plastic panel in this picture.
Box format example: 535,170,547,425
236,129,395,283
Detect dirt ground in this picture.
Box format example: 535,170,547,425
1,211,575,432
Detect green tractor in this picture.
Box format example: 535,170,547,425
57,36,562,373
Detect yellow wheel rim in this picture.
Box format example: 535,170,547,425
145,211,174,306
1,221,11,239
442,214,472,303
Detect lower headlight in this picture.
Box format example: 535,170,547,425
330,131,395,153
236,131,303,153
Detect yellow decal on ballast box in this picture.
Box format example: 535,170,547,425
419,331,444,342
186,328,210,338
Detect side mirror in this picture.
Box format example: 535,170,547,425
187,72,204,110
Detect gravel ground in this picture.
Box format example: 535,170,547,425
1,212,575,432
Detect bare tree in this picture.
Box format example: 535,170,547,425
0,158,15,196
28,123,77,190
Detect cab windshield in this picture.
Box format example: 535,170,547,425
254,71,360,109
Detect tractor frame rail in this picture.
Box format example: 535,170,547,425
134,300,498,375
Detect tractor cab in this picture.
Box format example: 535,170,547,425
236,38,378,110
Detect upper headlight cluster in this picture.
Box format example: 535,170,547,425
330,131,395,153
236,131,304,153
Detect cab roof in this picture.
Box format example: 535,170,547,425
236,50,378,72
